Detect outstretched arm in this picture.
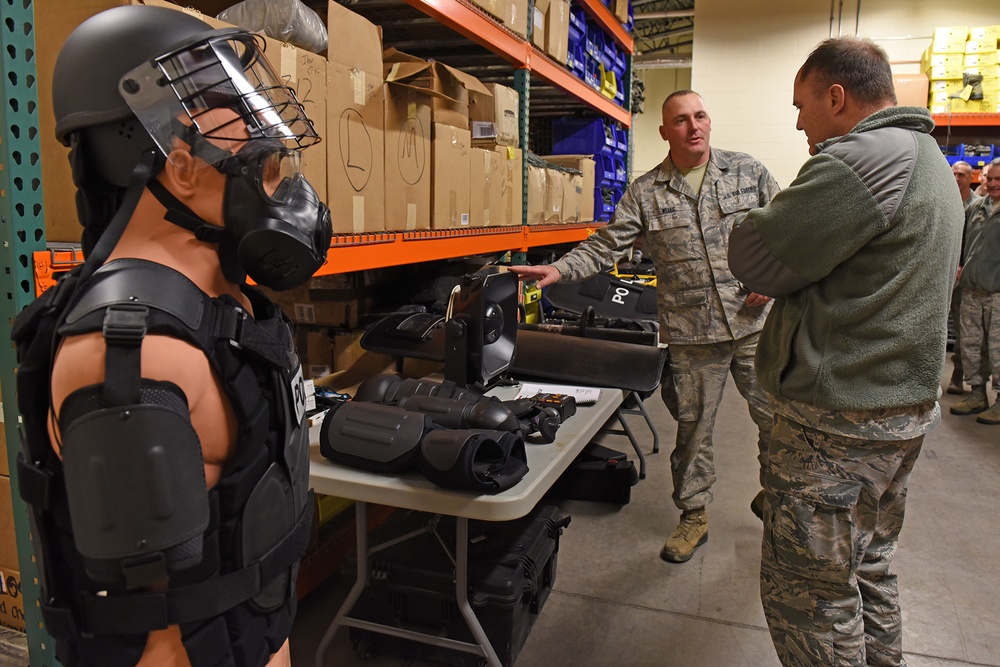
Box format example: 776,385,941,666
509,264,562,288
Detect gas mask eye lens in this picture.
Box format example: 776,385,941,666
256,147,301,203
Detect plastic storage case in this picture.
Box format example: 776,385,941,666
345,504,571,667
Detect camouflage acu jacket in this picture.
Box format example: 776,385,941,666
551,148,780,345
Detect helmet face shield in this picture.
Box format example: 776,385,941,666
119,29,319,165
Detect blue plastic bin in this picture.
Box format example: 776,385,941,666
595,186,616,221
584,55,602,90
552,118,616,156
569,4,586,42
602,38,616,70
569,40,586,79
584,19,601,58
615,127,628,157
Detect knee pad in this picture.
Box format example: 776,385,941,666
319,401,433,472
396,394,521,432
418,429,528,493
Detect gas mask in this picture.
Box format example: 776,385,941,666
214,140,332,290
118,27,332,290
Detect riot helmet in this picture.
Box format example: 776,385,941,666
52,5,331,290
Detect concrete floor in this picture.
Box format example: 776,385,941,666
293,359,1000,667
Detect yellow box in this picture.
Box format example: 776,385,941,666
929,78,964,92
933,26,969,53
969,25,1000,41
965,38,998,54
965,51,999,67
928,64,965,79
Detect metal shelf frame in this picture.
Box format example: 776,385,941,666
1,0,57,663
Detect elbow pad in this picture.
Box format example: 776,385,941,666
59,381,209,590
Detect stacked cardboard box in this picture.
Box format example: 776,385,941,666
1,391,26,632
925,25,1000,114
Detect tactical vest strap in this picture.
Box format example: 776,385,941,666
45,493,312,638
101,303,148,406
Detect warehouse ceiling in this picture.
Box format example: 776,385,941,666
631,0,694,67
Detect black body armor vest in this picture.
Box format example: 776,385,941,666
12,258,313,667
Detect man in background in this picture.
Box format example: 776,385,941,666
946,160,982,394
950,156,1000,424
729,37,962,666
511,90,779,564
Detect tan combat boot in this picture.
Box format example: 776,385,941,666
946,367,966,395
976,397,1000,425
950,385,989,415
660,509,708,563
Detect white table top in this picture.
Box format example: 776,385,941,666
308,384,623,522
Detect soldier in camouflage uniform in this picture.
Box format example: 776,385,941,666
950,156,1000,424
729,38,962,666
511,90,780,564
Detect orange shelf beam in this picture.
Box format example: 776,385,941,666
575,0,633,52
402,0,531,67
931,113,1000,127
315,223,603,275
34,226,607,290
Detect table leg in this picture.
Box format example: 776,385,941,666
315,501,369,667
455,517,503,667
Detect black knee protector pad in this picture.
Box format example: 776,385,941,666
396,394,521,432
418,429,528,493
353,373,483,405
60,385,209,589
319,401,433,472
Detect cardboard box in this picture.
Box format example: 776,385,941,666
384,49,491,131
327,1,385,233
531,0,549,50
932,26,969,54
260,36,328,204
526,163,547,225
965,37,999,54
469,148,503,227
893,73,929,107
0,474,26,629
35,0,125,242
544,154,595,222
969,25,1000,42
469,0,499,19
0,565,24,632
431,124,471,229
1,397,7,477
470,83,520,148
295,326,333,378
332,330,395,375
543,167,564,223
496,146,523,226
611,0,629,24
546,0,570,65
383,83,432,231
965,51,999,67
498,0,530,38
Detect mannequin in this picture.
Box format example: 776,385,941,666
47,113,291,667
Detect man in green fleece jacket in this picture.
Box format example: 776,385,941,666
728,38,963,667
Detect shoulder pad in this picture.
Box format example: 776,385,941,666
62,258,205,331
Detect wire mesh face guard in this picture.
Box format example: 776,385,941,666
118,28,319,166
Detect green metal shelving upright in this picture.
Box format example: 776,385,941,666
1,0,56,664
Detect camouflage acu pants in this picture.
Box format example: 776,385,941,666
660,333,773,510
760,415,923,667
959,286,1000,390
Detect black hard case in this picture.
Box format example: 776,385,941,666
345,504,570,667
